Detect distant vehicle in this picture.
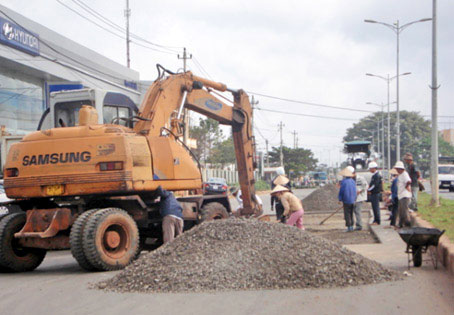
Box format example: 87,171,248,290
438,164,454,192
312,172,328,186
203,178,228,195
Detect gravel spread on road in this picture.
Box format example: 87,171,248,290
302,184,340,212
98,219,400,293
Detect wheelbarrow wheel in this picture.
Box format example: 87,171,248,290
412,245,422,267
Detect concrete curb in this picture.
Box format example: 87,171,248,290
410,213,454,275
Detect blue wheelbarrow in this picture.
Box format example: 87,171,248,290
398,227,445,268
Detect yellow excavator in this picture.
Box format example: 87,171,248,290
0,65,259,272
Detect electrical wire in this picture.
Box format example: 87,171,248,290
56,0,175,55
255,107,358,121
247,91,374,113
70,0,181,52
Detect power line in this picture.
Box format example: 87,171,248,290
247,91,375,113
255,107,358,121
56,0,176,55
70,0,181,52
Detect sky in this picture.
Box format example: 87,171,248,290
2,0,453,167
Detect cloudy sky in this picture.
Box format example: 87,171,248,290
3,0,453,166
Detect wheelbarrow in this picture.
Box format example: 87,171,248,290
398,227,445,269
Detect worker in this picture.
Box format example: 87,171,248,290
155,186,184,243
367,161,382,225
350,166,367,231
270,185,304,230
389,168,399,227
271,167,291,223
338,167,357,232
403,153,422,211
230,187,263,216
394,161,412,228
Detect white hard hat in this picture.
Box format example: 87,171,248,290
368,162,378,169
347,166,355,173
394,161,405,169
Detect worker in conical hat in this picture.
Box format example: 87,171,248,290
270,185,305,230
271,169,292,223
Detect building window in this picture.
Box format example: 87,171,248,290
0,69,44,134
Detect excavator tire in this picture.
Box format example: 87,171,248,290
69,209,99,271
82,208,139,271
0,213,46,272
199,202,229,222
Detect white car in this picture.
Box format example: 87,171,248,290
439,165,454,192
0,180,13,216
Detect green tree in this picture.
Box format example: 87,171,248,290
189,118,223,165
267,146,318,176
207,137,236,168
343,110,454,174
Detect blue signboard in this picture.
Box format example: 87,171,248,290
0,17,40,56
124,80,138,90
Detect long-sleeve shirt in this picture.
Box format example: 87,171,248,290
355,175,368,202
338,177,357,205
391,177,398,200
156,186,183,219
368,171,382,194
279,192,303,216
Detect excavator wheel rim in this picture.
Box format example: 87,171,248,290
83,208,139,271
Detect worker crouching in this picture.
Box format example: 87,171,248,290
270,185,305,230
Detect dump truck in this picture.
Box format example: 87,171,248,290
0,66,259,272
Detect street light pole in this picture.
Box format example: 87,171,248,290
366,72,411,171
430,0,439,206
365,17,431,162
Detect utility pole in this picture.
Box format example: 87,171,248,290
250,95,259,133
124,0,131,68
278,121,285,166
265,139,269,167
178,48,192,144
430,0,439,206
291,131,297,149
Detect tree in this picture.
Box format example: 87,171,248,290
189,118,223,165
267,146,318,176
207,137,236,168
343,110,454,174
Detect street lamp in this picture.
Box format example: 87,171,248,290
366,102,385,170
366,72,411,174
364,18,431,162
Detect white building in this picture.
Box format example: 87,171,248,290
0,4,142,136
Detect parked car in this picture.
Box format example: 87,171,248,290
203,177,228,195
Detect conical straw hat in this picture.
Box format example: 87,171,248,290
339,167,354,177
389,168,398,175
270,185,289,195
273,175,289,186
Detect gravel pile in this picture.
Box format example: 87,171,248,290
302,184,340,212
98,219,400,293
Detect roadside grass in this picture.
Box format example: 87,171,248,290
255,180,270,191
418,192,454,242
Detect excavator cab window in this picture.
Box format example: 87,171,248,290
54,100,92,128
103,105,132,127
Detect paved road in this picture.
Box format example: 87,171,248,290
1,187,453,314
424,182,454,200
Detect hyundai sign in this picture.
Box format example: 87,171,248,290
0,17,39,56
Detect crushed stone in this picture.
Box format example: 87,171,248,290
98,218,400,293
302,184,340,212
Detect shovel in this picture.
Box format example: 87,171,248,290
319,206,343,225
